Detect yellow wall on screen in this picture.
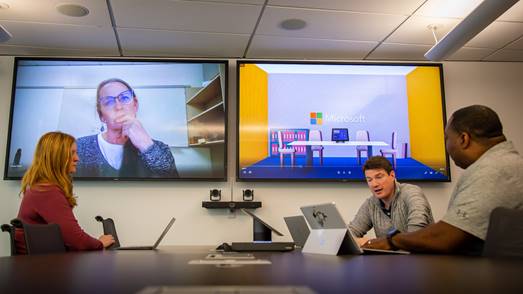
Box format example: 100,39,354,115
239,64,269,167
406,67,447,175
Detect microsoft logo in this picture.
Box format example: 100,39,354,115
310,112,323,125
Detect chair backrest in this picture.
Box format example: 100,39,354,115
356,130,369,141
277,131,284,148
1,223,17,256
391,132,397,149
95,216,121,250
11,219,66,255
483,207,523,258
309,130,322,141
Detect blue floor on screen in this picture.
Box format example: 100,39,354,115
240,157,448,180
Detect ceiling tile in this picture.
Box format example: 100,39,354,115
447,47,496,61
498,1,523,22
257,6,407,41
268,0,425,15
484,49,523,61
367,43,432,60
507,35,523,49
0,21,118,51
385,16,460,45
0,44,118,56
0,0,112,26
247,35,377,59
118,28,249,57
186,0,265,4
466,21,523,49
415,0,482,18
415,0,523,23
110,0,262,34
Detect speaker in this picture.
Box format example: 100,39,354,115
209,189,221,201
0,25,12,43
242,189,254,201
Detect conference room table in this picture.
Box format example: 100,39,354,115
288,141,388,165
1,246,522,294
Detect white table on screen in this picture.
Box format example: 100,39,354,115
287,141,388,165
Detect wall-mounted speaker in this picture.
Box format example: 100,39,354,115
242,189,254,201
209,189,221,201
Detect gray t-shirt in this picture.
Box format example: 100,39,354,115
349,182,434,238
442,141,523,242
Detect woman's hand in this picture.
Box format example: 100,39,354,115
115,113,154,152
99,234,116,248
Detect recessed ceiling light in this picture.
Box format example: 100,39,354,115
56,4,90,17
280,19,307,30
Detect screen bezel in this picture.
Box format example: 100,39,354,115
235,60,451,182
4,56,228,181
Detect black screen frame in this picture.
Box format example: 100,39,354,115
4,56,229,182
235,60,451,183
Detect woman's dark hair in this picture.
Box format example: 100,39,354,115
362,156,393,174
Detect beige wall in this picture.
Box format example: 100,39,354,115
1,57,522,256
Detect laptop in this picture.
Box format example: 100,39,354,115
300,203,409,255
284,215,310,248
228,209,294,252
115,217,176,250
331,128,349,142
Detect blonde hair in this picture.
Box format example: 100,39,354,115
20,132,77,207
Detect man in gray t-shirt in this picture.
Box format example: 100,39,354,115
363,105,523,255
349,156,433,244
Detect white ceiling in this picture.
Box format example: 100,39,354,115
0,0,522,61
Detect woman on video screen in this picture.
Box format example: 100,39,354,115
76,78,178,178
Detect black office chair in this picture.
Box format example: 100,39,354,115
95,216,121,250
483,207,523,258
1,222,18,256
10,218,66,255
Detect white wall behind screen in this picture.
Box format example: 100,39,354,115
1,57,523,257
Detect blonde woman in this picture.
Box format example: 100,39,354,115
15,132,114,254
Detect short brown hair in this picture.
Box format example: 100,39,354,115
363,156,393,174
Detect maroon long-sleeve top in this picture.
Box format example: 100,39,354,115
15,184,102,254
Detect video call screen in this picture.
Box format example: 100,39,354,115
4,58,227,180
237,61,450,182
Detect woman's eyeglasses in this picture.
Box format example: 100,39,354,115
99,90,134,108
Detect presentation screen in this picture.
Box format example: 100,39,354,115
237,61,450,182
5,57,227,181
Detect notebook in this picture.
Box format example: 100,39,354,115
300,203,409,255
116,217,175,250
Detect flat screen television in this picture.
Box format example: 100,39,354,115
4,57,227,180
237,61,450,182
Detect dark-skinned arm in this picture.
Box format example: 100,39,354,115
362,221,478,253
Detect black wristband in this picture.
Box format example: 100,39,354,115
386,228,400,250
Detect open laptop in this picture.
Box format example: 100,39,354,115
300,203,409,255
283,215,310,248
115,217,176,250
